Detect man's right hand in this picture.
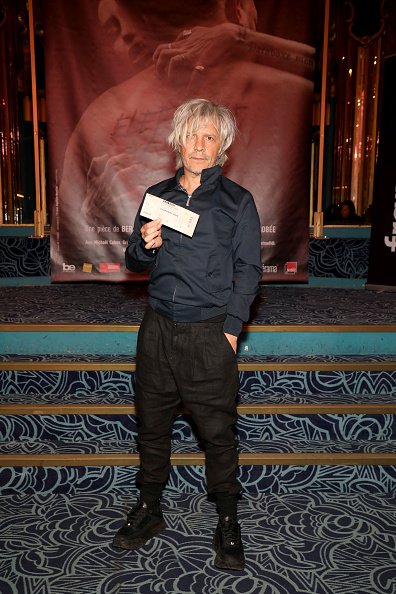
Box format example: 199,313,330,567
141,219,163,250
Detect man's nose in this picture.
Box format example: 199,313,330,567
194,136,204,151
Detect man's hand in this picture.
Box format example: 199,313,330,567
141,219,163,250
224,333,237,353
153,24,243,85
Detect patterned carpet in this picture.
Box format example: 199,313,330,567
1,492,395,594
1,284,396,325
1,284,396,592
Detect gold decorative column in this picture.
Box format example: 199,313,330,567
28,0,44,236
331,0,385,219
0,0,21,224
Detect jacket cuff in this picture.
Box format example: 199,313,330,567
144,246,159,256
223,315,243,337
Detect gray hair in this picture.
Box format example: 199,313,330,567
168,98,237,168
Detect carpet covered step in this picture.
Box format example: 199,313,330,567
1,413,395,441
1,393,396,408
1,355,395,401
1,463,395,495
3,327,396,355
1,286,396,326
1,437,396,456
1,282,395,500
1,439,396,495
1,438,396,495
1,368,395,402
2,353,396,365
2,287,396,355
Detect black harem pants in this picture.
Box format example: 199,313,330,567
134,306,241,496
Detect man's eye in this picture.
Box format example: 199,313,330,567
207,136,215,141
104,17,121,43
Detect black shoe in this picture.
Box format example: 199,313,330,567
213,515,245,570
112,500,165,551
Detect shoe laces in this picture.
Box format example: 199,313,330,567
221,516,239,546
126,501,150,528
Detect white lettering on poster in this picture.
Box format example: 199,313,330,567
384,187,396,252
62,263,75,272
261,225,276,233
263,265,278,273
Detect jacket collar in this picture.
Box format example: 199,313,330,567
174,165,222,188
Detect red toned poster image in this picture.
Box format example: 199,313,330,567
44,0,318,282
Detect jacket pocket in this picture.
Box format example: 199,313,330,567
206,253,231,293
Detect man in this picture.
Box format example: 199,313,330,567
113,98,262,570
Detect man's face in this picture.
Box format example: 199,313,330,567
98,0,171,72
179,119,222,175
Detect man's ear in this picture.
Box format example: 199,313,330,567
227,0,257,29
225,0,240,25
235,0,246,26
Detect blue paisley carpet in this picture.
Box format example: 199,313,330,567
1,491,395,594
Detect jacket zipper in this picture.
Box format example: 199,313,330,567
173,191,191,302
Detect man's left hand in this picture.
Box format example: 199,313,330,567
224,333,237,353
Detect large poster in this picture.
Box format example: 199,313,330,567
367,55,396,289
44,0,318,282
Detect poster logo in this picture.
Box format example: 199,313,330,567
384,196,396,252
263,265,278,273
99,263,121,273
285,261,298,274
62,263,76,272
385,234,396,252
83,262,93,273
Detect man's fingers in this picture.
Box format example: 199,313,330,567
142,219,161,234
141,219,162,248
153,47,171,77
143,228,160,243
153,45,182,76
224,333,237,353
145,233,163,250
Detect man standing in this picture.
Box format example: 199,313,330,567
114,98,261,570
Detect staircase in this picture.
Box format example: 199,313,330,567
1,287,396,495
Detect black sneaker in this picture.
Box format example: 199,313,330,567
213,515,245,570
112,500,165,551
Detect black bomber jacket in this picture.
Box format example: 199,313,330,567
125,165,262,336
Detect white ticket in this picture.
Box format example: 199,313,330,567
140,193,200,237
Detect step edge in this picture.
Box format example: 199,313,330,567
1,403,396,415
0,452,395,467
1,323,396,333
1,361,396,372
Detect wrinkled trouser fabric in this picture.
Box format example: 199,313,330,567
135,306,241,495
